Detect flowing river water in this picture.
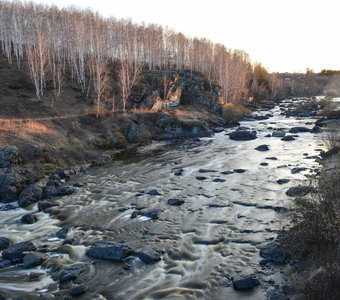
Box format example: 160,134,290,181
0,99,325,299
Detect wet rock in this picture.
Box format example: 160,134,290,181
221,170,234,175
0,168,25,202
142,208,159,220
265,134,271,138
56,227,69,239
310,125,321,133
213,127,224,133
229,130,257,141
289,126,310,133
0,258,12,269
0,146,21,168
196,176,207,181
291,167,308,174
0,292,5,300
199,169,217,173
138,250,161,264
236,126,250,131
276,179,290,185
2,241,36,262
232,274,260,290
255,145,270,151
272,131,285,137
174,169,183,176
73,182,84,188
260,242,288,264
38,201,57,212
167,198,184,206
21,214,37,224
0,237,11,250
23,252,48,268
266,157,278,160
43,185,77,199
130,211,139,219
233,169,246,173
286,186,315,197
225,120,240,128
60,265,86,284
260,162,269,166
17,184,43,208
86,243,134,261
69,285,87,297
281,135,295,141
212,178,226,183
146,189,161,196
266,290,287,300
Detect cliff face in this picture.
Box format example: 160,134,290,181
129,70,222,115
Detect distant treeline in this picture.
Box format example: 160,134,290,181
0,1,334,115
319,69,340,76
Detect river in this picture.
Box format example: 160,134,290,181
0,99,325,299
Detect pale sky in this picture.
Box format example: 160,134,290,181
21,0,340,73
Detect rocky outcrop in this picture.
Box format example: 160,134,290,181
18,184,43,208
0,146,21,168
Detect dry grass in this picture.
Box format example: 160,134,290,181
222,103,251,122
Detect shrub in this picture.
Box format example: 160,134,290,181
322,125,340,152
222,103,250,123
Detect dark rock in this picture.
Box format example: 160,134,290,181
167,199,185,206
73,182,84,188
310,125,321,133
2,241,36,262
38,201,57,212
43,185,77,199
272,131,285,137
198,169,217,173
281,135,295,141
0,258,12,269
60,265,86,284
21,214,37,224
286,186,315,197
56,227,69,239
0,146,20,168
260,162,269,166
266,157,278,160
0,292,5,300
232,274,260,290
69,285,87,297
229,130,257,141
86,243,133,261
174,169,183,176
265,134,271,138
233,169,246,173
196,176,207,181
130,211,139,219
213,127,224,133
221,170,234,175
146,189,161,196
0,237,11,251
255,145,270,151
291,167,308,174
289,126,310,133
260,242,288,264
266,290,287,300
0,168,25,202
276,179,290,185
18,184,43,208
225,120,240,128
236,126,250,131
212,178,226,183
23,252,47,268
138,250,161,264
142,208,159,220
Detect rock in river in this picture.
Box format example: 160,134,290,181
146,189,161,196
18,184,43,208
272,130,285,137
0,237,11,251
286,186,315,197
21,213,37,224
229,130,257,141
281,135,295,141
23,252,48,268
138,250,161,264
69,285,87,297
255,144,270,151
86,243,134,261
232,274,260,290
2,241,36,262
260,242,288,264
167,198,185,206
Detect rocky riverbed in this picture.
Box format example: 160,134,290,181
0,98,329,299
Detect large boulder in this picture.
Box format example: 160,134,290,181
0,237,11,251
229,130,257,141
138,250,161,264
0,146,21,168
2,241,36,262
43,185,77,199
232,274,260,290
86,243,134,261
286,186,315,197
18,184,43,208
21,214,37,224
23,252,48,268
59,264,87,284
0,168,26,202
260,242,288,264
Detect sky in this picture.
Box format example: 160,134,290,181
22,0,340,73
